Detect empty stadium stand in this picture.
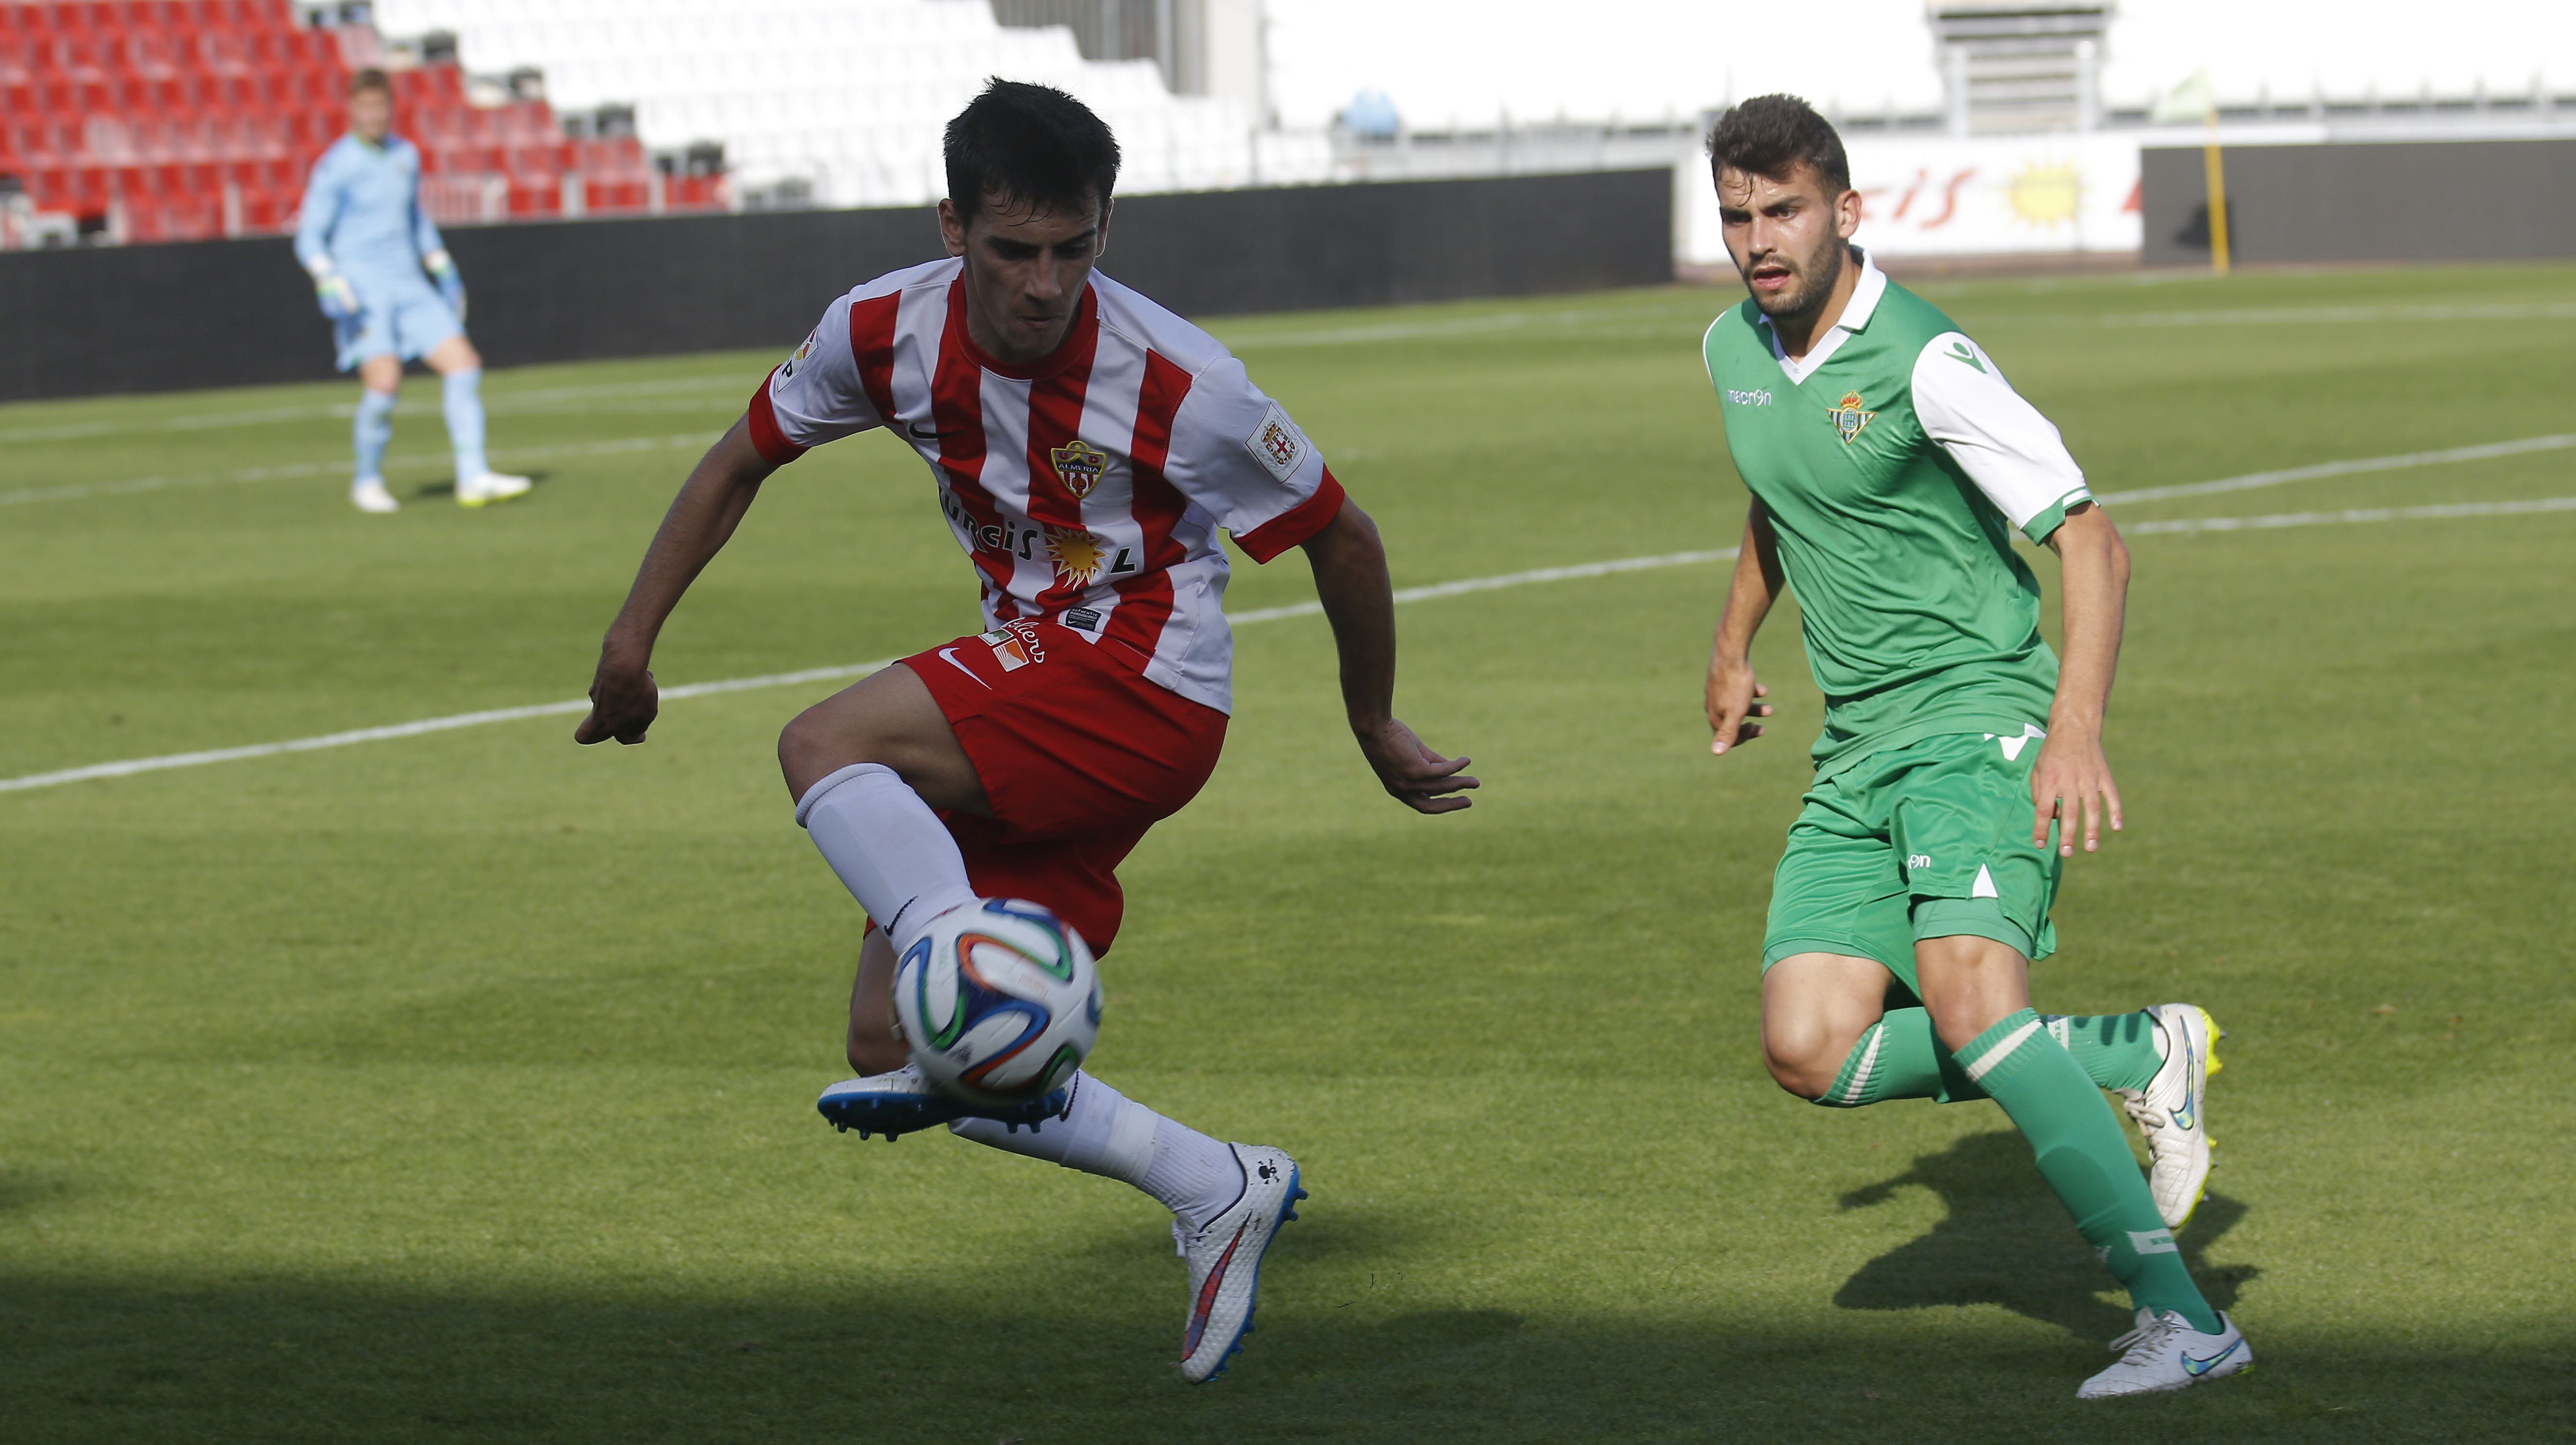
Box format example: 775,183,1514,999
0,0,723,247
364,0,1327,210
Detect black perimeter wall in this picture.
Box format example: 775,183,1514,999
2141,138,2576,267
0,167,1672,402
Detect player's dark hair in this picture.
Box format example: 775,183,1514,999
349,67,392,98
944,80,1121,227
1706,94,1850,197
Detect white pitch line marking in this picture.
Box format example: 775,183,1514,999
2095,433,2576,506
2094,300,2576,328
2122,495,2576,534
0,663,897,795
10,490,2570,797
0,431,720,507
0,374,757,447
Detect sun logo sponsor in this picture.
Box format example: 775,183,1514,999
1827,390,1876,445
1049,439,1108,499
1044,526,1108,586
981,619,1047,672
1243,402,1306,482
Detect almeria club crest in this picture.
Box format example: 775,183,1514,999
1827,390,1877,445
1049,439,1108,499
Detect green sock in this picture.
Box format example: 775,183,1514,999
1818,1013,1945,1105
1817,1008,2161,1106
1957,1008,2220,1333
2043,1010,2165,1093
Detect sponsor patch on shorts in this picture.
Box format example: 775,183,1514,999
981,618,1047,672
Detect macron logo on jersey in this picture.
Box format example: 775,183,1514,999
1245,403,1306,483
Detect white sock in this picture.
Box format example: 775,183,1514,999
794,762,978,953
949,1072,1246,1230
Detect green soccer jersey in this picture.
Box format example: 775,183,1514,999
1702,249,2093,781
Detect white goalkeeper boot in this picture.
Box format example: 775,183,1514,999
456,471,532,507
1176,1142,1304,1384
350,477,399,513
2122,1003,2222,1228
2078,1308,2252,1398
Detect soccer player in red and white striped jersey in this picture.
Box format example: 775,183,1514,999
575,82,1474,1383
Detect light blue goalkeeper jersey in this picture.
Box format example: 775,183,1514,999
293,133,445,283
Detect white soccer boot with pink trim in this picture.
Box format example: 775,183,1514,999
1175,1142,1304,1384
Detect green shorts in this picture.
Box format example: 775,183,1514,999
1762,728,2064,996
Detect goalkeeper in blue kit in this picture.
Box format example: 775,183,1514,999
294,67,528,513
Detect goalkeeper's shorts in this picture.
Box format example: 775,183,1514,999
334,274,461,372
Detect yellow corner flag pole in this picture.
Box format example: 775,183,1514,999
2158,71,2229,275
2203,106,2231,275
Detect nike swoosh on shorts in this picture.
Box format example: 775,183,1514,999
936,647,991,688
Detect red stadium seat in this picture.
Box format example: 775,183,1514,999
5,0,720,241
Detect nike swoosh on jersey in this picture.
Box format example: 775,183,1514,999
2182,1338,2242,1375
906,422,969,441
935,647,991,688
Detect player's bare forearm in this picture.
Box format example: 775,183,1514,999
2033,502,2130,852
1706,502,1784,755
1300,500,1478,814
576,418,776,745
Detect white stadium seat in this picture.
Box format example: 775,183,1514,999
367,0,1274,206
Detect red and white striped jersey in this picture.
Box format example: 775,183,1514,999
746,257,1346,715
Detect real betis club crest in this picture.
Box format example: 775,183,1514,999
1049,439,1108,499
1827,391,1876,445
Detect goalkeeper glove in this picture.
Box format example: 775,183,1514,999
310,261,362,322
424,248,467,324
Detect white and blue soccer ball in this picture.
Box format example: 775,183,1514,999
893,898,1101,1106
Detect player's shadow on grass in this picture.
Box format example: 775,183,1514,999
1833,1129,2256,1340
0,1169,73,1215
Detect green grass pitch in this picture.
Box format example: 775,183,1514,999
3,259,2573,1443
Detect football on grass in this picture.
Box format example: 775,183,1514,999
894,898,1101,1106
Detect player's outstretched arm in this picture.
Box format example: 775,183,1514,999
575,418,779,746
2031,502,2131,855
1299,499,1478,814
1706,501,1783,757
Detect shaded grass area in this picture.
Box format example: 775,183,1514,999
6,262,2576,1441
12,1275,2570,1444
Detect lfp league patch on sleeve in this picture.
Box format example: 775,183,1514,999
774,327,818,389
1244,403,1307,483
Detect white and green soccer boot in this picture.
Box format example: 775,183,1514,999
456,471,532,507
1176,1142,1304,1384
2078,1308,2253,1398
2122,1003,2223,1229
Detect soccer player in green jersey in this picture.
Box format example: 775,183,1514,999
1695,96,2250,1398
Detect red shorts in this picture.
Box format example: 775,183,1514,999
898,619,1228,955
